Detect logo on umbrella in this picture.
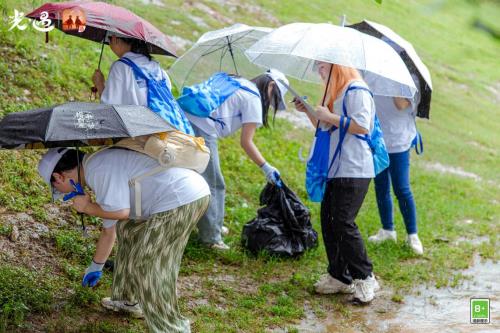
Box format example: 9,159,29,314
74,111,103,136
62,8,86,33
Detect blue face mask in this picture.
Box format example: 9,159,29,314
63,179,85,201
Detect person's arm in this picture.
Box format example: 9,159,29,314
393,97,411,111
73,193,130,220
81,225,116,288
92,69,105,96
240,123,265,166
314,106,369,135
93,224,116,264
73,193,126,287
293,98,318,127
98,62,129,104
240,123,281,184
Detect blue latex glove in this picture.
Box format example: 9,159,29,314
260,162,282,187
273,172,283,188
63,179,85,201
82,260,104,287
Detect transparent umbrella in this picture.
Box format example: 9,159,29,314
168,23,272,88
245,23,416,98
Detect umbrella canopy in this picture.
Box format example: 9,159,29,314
26,1,177,57
245,23,417,98
0,102,174,149
348,20,432,118
169,23,272,88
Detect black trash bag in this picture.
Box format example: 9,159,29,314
241,181,318,257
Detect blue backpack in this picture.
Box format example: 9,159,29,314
305,84,390,202
177,72,260,129
412,128,424,155
118,57,194,136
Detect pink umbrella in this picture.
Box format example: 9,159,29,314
26,1,177,57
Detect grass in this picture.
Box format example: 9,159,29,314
0,266,56,331
0,0,499,332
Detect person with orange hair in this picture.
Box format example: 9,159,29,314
294,61,379,304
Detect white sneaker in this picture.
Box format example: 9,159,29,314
314,274,354,294
371,274,381,292
208,241,230,251
221,226,229,236
407,234,424,255
368,229,397,243
101,297,144,318
352,274,379,304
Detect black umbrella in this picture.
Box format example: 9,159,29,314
348,20,433,119
0,102,174,234
0,102,174,148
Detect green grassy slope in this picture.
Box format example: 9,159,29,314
0,0,499,332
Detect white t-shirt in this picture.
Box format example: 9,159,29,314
101,52,172,106
186,78,262,138
84,149,210,228
325,81,375,179
374,76,421,154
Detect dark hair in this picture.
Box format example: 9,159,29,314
250,74,282,127
120,38,153,61
50,149,85,182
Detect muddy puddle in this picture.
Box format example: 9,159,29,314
276,254,499,333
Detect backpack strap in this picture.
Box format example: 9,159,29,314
238,85,260,98
82,147,111,169
207,116,227,129
327,115,351,178
342,83,375,148
84,144,167,219
129,165,166,219
209,84,259,130
118,57,151,81
413,130,424,155
342,84,374,117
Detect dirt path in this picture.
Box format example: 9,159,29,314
273,253,499,333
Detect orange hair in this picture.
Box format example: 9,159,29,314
323,64,363,112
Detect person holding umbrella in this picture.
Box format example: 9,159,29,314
91,33,193,135
0,101,209,328
294,61,379,303
368,78,424,254
346,21,431,255
38,147,210,332
185,69,289,250
245,22,420,303
91,34,164,103
27,2,192,134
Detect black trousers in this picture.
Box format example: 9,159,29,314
320,178,373,285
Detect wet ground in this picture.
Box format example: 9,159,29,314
274,254,499,333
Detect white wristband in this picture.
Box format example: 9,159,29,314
87,260,105,273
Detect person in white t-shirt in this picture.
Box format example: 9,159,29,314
91,34,173,105
368,75,424,255
187,69,289,250
294,62,379,304
38,148,209,331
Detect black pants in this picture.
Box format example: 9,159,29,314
320,178,373,285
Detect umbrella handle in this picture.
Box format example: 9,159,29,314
320,66,333,107
90,87,98,101
75,148,88,236
90,32,107,101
